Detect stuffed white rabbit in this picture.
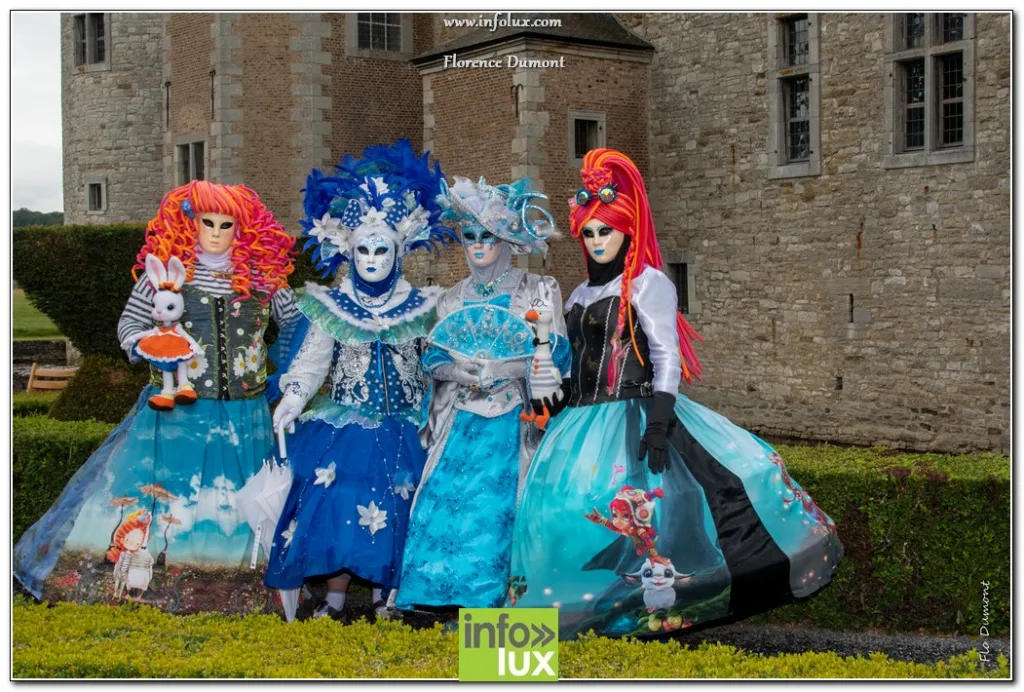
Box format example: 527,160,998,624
126,255,203,411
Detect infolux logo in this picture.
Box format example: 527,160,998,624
458,608,558,682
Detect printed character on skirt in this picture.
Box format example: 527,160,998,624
506,149,843,640
265,140,455,620
13,181,298,614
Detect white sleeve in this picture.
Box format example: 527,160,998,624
279,321,334,405
543,276,568,339
632,269,682,394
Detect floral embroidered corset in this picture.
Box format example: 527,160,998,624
283,281,441,428
566,295,654,407
149,284,272,400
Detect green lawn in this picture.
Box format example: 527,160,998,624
13,289,62,341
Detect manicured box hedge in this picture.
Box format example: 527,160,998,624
12,392,61,417
12,416,1010,638
12,600,1005,679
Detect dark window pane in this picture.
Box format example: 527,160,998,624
905,59,925,105
939,53,965,146
88,183,103,211
669,263,689,314
90,13,105,63
941,102,964,145
357,22,370,50
784,76,810,161
193,142,205,181
785,14,809,66
941,13,965,43
940,52,964,100
574,119,598,159
73,15,86,66
179,144,191,183
904,13,925,49
905,107,925,149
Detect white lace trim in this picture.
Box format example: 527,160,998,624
303,281,443,332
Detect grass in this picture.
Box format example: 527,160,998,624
13,289,63,341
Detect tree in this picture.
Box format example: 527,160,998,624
13,208,63,228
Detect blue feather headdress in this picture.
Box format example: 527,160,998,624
299,140,456,278
438,176,559,256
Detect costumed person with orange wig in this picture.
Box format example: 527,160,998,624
13,181,299,613
505,149,843,640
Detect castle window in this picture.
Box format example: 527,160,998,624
884,13,975,168
668,263,690,315
71,13,110,71
567,110,605,166
86,178,107,214
768,13,821,179
176,137,206,185
346,13,413,60
357,13,401,52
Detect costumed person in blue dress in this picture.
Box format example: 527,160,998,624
13,181,298,613
507,149,843,640
264,141,454,621
390,177,570,614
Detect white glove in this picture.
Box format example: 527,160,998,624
273,392,304,433
469,357,528,389
433,358,481,388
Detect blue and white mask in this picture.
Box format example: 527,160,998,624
354,234,396,283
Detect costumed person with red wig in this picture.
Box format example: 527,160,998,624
13,181,299,613
506,149,843,640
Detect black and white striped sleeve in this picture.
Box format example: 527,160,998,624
118,275,155,361
271,286,299,327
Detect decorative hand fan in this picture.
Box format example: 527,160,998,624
428,304,536,361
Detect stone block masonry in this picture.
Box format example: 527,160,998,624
636,12,1009,453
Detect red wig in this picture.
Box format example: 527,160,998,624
133,181,296,304
568,149,703,383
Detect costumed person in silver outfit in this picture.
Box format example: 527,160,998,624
390,177,571,613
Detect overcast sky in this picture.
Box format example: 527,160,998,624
12,12,62,213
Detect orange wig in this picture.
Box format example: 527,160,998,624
133,181,296,303
568,149,703,384
105,509,152,564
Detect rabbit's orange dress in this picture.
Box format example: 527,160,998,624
133,325,198,371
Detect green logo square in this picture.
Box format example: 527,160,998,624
458,608,559,682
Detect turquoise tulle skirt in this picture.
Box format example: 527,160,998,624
13,387,276,614
507,393,843,640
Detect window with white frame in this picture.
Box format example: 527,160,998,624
176,139,206,184
884,13,975,168
72,13,109,71
568,110,605,166
768,13,821,179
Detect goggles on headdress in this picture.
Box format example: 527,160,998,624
574,182,618,207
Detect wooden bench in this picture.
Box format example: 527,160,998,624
26,363,79,393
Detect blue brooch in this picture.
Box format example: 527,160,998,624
181,199,195,219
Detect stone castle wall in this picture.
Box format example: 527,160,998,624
62,12,165,224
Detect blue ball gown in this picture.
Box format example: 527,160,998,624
263,280,439,593
506,268,843,640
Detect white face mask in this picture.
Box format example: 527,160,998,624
353,234,396,283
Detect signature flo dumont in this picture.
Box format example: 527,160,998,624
442,54,567,70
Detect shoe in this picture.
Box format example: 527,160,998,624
373,600,395,621
310,602,345,622
174,386,198,405
148,394,175,411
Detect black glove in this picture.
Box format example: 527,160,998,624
638,391,677,474
530,378,571,419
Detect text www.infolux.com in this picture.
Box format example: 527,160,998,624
442,13,562,31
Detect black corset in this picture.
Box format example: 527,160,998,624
566,296,653,407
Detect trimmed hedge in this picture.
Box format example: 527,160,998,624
13,416,117,544
12,224,323,423
12,416,1010,638
12,392,61,417
11,600,1005,679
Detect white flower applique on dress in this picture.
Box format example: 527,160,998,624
314,462,337,489
357,501,388,535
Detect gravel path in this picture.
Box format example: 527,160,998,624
669,621,1009,670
